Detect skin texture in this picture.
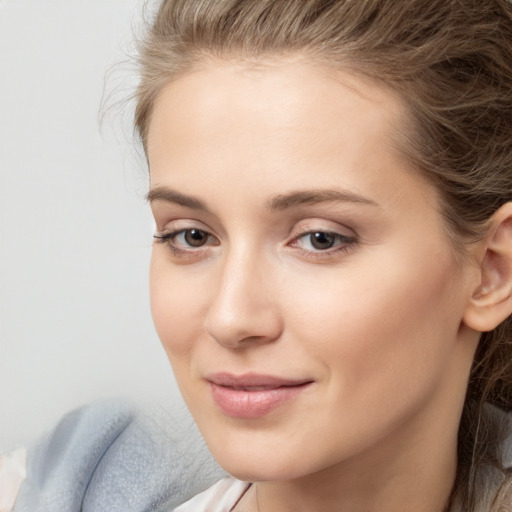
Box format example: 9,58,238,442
147,59,485,512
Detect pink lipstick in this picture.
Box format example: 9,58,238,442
207,373,313,419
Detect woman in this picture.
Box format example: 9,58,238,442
139,0,512,510
3,0,512,511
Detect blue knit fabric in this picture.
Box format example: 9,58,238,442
13,401,226,512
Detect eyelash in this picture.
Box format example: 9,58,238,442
153,228,357,260
153,229,218,259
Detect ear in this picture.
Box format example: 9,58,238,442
463,202,512,332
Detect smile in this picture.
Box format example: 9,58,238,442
207,373,314,419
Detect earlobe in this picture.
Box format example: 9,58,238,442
463,203,512,333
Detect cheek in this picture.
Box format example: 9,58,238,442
149,255,211,414
149,252,204,359
285,245,463,397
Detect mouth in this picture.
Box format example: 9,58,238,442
206,372,314,419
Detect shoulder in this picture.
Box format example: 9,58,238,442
8,400,226,512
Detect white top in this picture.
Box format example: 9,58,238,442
0,448,27,512
174,477,250,512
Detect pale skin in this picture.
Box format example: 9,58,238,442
146,58,512,512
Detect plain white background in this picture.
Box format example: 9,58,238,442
0,0,182,451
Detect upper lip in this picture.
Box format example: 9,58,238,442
206,372,313,390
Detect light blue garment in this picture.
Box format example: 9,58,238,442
13,401,226,512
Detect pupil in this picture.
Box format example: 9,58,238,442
311,232,335,250
185,229,207,247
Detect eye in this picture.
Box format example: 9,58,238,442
153,228,219,252
291,231,356,253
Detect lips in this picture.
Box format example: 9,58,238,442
207,372,313,419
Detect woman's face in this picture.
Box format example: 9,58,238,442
147,59,479,481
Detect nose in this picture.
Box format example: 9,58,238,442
204,249,283,349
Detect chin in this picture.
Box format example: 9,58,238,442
216,455,307,483
200,428,324,483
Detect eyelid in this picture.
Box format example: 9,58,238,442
154,217,212,233
287,218,357,241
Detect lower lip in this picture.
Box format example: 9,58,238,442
209,382,311,419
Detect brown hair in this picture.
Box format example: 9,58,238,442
135,1,512,510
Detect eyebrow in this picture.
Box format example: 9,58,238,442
146,186,378,211
146,186,210,212
267,189,379,211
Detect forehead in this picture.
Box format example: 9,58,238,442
146,58,409,170
145,57,439,226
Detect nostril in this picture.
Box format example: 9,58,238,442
205,306,283,349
